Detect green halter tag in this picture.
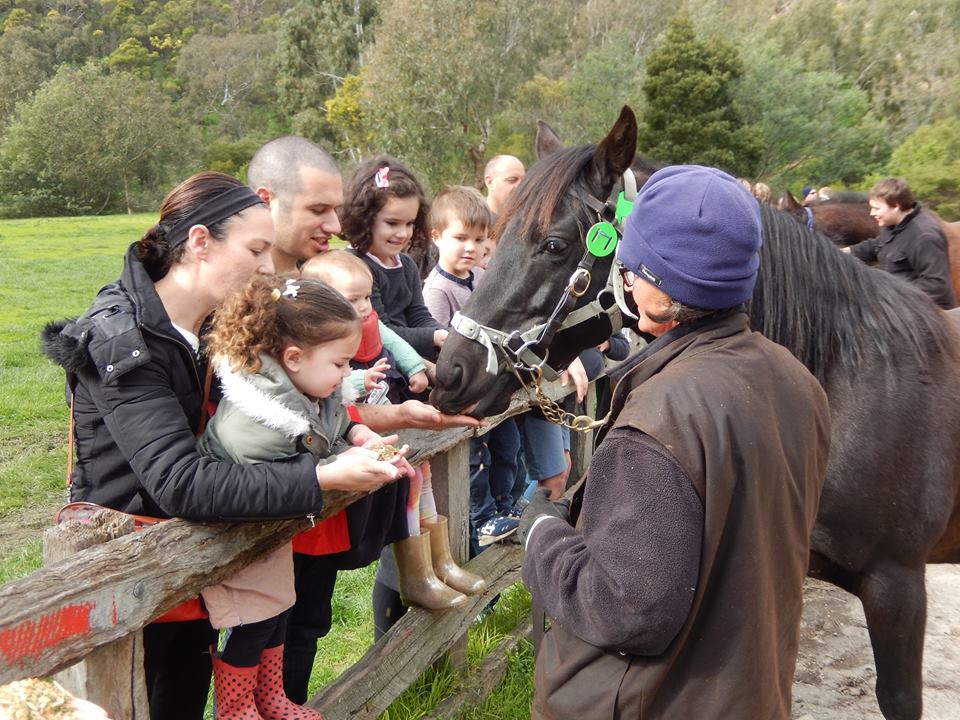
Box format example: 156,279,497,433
585,221,619,257
615,191,634,225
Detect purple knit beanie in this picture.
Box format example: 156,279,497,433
618,165,762,309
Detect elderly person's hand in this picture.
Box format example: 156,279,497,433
397,400,484,431
560,356,589,403
517,488,572,546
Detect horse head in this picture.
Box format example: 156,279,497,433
431,107,639,416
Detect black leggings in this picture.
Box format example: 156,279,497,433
142,619,218,720
372,580,407,642
221,609,291,667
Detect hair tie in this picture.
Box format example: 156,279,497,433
271,288,282,302
374,166,391,189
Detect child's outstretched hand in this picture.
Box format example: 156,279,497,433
422,360,437,386
346,426,415,478
364,358,391,390
408,369,429,393
433,329,448,348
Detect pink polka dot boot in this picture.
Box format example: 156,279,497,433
211,649,263,719
253,644,323,719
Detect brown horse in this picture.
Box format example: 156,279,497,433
432,107,960,720
778,190,878,246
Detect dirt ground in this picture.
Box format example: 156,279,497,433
793,566,960,719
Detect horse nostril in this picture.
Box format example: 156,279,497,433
441,361,464,393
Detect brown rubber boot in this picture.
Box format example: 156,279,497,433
422,516,487,595
253,644,323,719
211,650,263,719
393,532,468,610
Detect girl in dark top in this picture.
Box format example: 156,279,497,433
339,156,485,636
339,155,447,361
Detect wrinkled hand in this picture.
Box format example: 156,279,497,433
397,400,483,431
408,369,429,393
363,358,391,391
560,356,589,403
517,487,571,546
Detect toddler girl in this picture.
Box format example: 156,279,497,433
198,275,409,719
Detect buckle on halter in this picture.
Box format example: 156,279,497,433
568,268,592,297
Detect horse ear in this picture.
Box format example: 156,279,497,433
592,106,638,185
536,120,565,159
780,191,800,211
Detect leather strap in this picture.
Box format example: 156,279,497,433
66,391,75,486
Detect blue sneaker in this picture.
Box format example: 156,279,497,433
477,513,520,546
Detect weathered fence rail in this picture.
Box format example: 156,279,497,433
0,373,601,717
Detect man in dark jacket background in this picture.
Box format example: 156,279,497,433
519,165,832,719
844,176,956,309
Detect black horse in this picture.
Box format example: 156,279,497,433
432,107,960,720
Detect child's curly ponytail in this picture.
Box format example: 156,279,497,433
206,274,360,373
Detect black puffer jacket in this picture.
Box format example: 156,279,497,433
41,244,324,520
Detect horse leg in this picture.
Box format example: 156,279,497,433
859,563,926,720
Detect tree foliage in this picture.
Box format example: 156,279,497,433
275,0,378,142
888,118,960,219
354,0,564,187
736,39,890,189
638,11,762,177
0,64,196,217
0,0,959,215
177,31,280,139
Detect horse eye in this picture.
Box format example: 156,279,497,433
544,239,564,255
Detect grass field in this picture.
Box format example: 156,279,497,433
0,214,534,718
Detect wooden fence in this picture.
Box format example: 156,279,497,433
0,376,599,719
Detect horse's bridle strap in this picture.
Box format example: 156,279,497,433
450,169,638,381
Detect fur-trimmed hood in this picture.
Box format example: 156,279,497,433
199,353,351,465
214,354,322,439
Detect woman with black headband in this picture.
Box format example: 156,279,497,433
40,172,371,720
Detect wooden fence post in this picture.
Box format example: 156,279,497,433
42,511,149,719
427,439,472,671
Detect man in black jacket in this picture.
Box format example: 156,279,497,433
844,177,956,309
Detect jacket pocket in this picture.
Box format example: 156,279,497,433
533,623,632,720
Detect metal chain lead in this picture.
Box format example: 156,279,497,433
513,363,610,434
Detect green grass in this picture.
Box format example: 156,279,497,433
0,213,535,718
0,214,154,572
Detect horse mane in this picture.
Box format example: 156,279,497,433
493,144,596,243
752,205,956,382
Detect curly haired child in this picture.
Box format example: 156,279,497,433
198,275,411,719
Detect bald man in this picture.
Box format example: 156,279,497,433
248,136,344,274
483,154,526,216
